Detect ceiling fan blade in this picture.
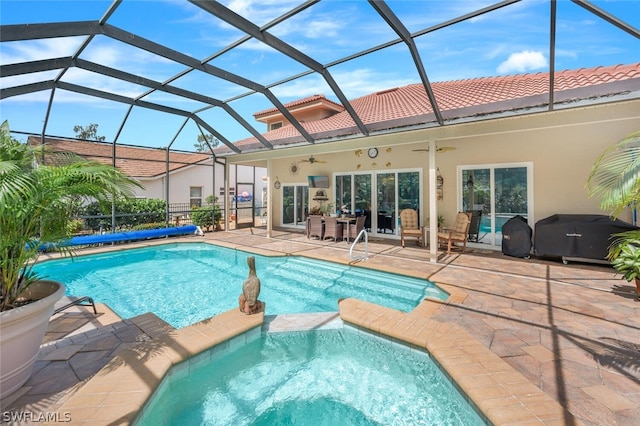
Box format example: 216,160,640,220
411,147,456,153
437,147,456,153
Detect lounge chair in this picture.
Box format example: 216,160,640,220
54,296,97,315
438,212,471,254
400,209,424,248
323,216,343,241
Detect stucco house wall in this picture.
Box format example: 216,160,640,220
233,98,639,235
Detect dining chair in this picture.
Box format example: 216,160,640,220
308,215,324,240
344,216,366,242
322,216,343,241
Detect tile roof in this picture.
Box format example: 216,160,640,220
224,63,640,154
253,94,345,119
27,136,211,178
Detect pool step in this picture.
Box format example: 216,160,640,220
263,257,438,311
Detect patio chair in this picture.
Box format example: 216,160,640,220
322,216,343,241
344,215,366,241
308,215,324,240
466,209,482,242
438,212,471,254
400,209,424,248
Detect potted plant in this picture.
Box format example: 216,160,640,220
608,235,640,298
587,130,640,299
0,120,141,398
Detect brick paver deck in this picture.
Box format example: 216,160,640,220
1,229,638,425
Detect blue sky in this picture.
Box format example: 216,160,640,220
1,0,638,152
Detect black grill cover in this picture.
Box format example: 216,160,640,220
502,215,532,258
534,214,637,260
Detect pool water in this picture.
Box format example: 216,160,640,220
135,329,484,426
33,243,447,328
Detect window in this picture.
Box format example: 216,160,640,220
219,187,235,196
270,122,283,131
190,187,203,207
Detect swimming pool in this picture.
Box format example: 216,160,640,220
135,328,485,425
34,243,447,328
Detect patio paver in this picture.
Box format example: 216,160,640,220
1,228,638,425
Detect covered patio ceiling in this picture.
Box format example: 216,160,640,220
1,0,638,155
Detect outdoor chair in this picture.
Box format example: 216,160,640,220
322,216,343,241
438,212,471,254
400,209,424,248
308,215,324,240
344,215,366,241
466,209,482,242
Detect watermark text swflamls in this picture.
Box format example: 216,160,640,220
2,411,71,423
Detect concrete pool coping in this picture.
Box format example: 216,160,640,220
36,296,578,425
3,230,638,424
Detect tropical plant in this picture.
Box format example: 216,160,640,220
609,237,640,282
586,130,640,289
587,131,640,217
0,120,142,311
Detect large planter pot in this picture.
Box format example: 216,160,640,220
0,280,65,399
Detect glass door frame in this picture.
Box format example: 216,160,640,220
457,162,534,249
280,182,309,228
334,168,422,238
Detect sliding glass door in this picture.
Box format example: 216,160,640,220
335,169,420,236
460,163,532,247
282,184,309,226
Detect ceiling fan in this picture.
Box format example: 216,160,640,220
300,155,326,164
412,146,456,153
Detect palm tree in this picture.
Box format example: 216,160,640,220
586,130,640,296
0,121,142,311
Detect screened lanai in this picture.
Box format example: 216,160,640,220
1,0,639,236
3,0,639,150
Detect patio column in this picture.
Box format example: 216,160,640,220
428,139,438,263
267,159,273,238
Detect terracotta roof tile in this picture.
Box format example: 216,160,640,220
27,137,211,178
254,94,345,118
221,63,640,154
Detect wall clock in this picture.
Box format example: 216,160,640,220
368,147,378,158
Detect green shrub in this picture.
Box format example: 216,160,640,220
192,205,222,230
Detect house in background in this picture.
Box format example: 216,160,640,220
217,63,640,251
28,136,268,223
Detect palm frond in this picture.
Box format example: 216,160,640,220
586,131,640,217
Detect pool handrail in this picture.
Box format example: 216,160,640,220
349,228,368,262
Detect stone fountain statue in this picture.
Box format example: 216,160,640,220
239,256,263,315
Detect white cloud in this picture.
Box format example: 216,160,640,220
271,68,415,100
497,50,547,74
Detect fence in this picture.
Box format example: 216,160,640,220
75,201,266,234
